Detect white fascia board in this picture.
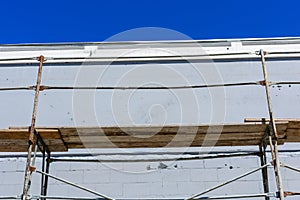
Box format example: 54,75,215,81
1,38,300,64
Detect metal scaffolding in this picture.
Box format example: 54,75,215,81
22,56,46,200
0,48,299,199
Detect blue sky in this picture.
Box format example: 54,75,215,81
0,0,299,44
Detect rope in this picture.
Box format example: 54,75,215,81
0,81,300,91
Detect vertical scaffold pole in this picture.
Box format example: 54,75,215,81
259,50,285,199
22,55,45,200
259,144,270,200
41,152,51,199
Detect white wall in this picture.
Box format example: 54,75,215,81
0,152,300,199
0,39,300,199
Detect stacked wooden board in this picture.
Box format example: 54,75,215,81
0,120,299,152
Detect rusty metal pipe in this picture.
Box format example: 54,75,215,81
22,55,44,200
260,50,285,200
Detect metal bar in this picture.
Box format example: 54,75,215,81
195,192,276,199
35,170,114,200
266,128,275,160
1,81,300,92
259,145,270,200
40,151,46,199
244,118,299,123
36,140,44,153
260,49,285,199
1,149,300,159
31,193,277,200
41,152,51,197
49,153,259,163
21,82,261,90
33,197,184,200
0,82,259,91
35,129,50,155
33,196,103,200
186,163,271,200
284,191,300,197
281,163,300,173
0,197,20,199
0,57,38,62
0,86,34,91
22,55,44,200
31,143,38,167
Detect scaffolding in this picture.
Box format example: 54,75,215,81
0,43,300,200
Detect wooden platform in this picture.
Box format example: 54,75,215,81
1,120,300,152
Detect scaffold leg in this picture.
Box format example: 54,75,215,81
40,149,51,199
259,144,270,200
22,56,44,200
259,49,285,199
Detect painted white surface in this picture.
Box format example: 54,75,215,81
0,38,299,199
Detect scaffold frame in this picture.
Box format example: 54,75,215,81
0,43,299,199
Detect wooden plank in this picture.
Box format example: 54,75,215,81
0,140,28,146
285,138,300,142
0,145,66,152
0,146,28,152
58,124,272,137
287,121,300,129
0,128,67,152
0,130,29,139
0,143,65,152
285,120,300,142
0,139,64,146
276,123,289,133
62,130,287,143
0,129,62,139
286,129,300,142
66,138,286,148
65,137,268,146
62,132,268,143
59,124,267,135
59,123,288,137
286,129,300,136
0,121,295,152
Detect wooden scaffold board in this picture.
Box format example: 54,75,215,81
0,120,299,152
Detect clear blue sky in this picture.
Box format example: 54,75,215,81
1,0,299,44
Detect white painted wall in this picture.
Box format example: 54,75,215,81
0,38,299,199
